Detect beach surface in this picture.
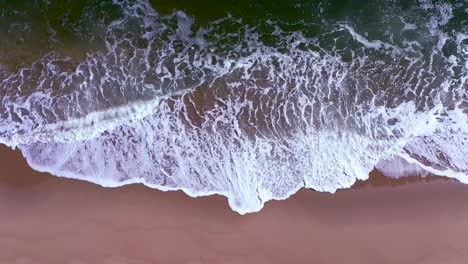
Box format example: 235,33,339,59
1,145,468,264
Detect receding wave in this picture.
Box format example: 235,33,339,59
1,0,467,213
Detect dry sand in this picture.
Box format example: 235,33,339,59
0,145,468,264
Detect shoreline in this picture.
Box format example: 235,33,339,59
1,145,468,263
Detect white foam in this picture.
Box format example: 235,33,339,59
18,98,468,214
20,127,394,214
342,25,400,53
1,99,161,147
0,0,467,214
398,152,468,184
376,157,430,178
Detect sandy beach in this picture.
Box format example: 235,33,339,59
1,144,468,264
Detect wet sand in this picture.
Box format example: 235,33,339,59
1,145,468,264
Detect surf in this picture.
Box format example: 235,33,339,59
0,0,467,213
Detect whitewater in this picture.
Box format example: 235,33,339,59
0,0,467,214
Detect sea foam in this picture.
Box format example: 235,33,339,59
0,0,467,213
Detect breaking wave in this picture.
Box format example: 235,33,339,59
0,0,467,213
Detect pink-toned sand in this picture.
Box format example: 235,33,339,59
0,145,468,264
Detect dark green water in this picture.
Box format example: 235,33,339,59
1,1,465,67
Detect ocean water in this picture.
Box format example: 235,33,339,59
0,0,467,214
